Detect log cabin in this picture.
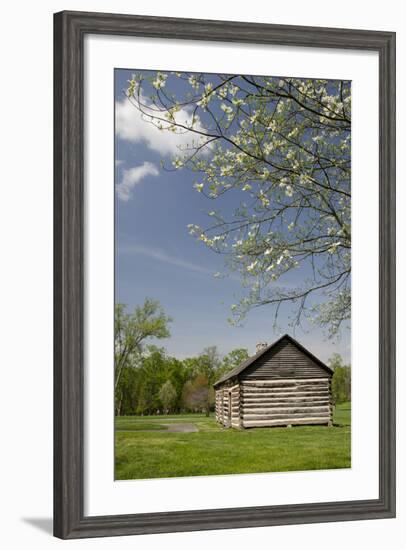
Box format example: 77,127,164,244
214,334,333,429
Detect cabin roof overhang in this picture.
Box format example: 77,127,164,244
213,333,333,389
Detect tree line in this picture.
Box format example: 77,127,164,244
115,300,249,416
115,300,350,416
329,353,351,405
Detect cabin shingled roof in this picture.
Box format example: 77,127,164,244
213,333,333,388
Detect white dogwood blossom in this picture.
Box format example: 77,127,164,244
152,72,167,90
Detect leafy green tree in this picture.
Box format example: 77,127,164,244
182,374,214,415
329,353,351,404
158,380,177,413
115,365,140,416
114,300,172,415
115,300,172,389
135,346,169,415
181,356,205,378
165,357,190,411
179,347,220,416
217,348,249,380
126,74,351,336
198,346,221,385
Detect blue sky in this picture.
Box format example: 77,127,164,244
114,69,350,364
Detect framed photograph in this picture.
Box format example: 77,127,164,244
54,10,396,539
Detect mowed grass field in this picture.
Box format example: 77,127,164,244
115,402,351,480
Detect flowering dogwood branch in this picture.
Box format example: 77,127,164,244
124,72,351,337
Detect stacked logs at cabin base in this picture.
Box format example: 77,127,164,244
240,379,332,428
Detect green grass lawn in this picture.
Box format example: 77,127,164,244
115,403,351,480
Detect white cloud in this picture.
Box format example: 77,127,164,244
116,162,159,202
118,243,242,283
115,95,210,156
118,243,214,275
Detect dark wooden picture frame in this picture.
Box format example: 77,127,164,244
54,10,396,539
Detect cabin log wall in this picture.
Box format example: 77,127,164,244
215,383,241,428
241,378,332,427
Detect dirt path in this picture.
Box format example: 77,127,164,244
162,423,198,433
116,422,200,433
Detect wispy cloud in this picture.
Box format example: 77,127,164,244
115,94,210,157
116,162,159,202
118,243,217,276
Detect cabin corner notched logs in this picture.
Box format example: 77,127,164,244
214,334,333,429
